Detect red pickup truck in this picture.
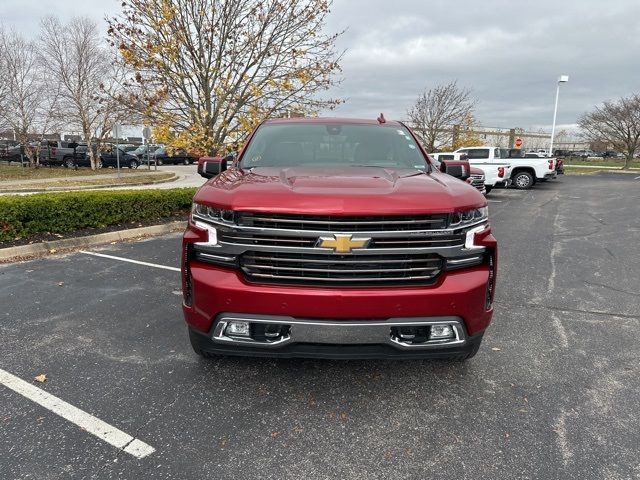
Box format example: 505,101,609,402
182,117,497,360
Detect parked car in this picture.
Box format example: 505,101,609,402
127,143,164,164
571,150,592,158
100,146,141,169
455,146,556,189
552,149,573,158
71,145,140,169
145,147,197,165
0,142,24,163
527,149,548,156
185,116,496,360
39,140,80,167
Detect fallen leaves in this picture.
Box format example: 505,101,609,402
34,374,47,383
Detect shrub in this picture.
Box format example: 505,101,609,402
0,188,197,242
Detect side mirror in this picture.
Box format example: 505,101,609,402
198,156,228,179
440,160,470,181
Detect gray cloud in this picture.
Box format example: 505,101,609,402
2,0,639,130
324,0,640,129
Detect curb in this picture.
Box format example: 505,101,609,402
0,173,178,194
0,221,187,262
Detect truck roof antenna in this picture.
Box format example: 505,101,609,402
377,113,386,124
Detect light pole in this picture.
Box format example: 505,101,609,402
549,75,569,156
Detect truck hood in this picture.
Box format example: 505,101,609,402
194,166,486,215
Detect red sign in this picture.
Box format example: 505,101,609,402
514,137,523,149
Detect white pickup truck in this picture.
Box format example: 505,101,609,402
430,151,513,193
454,146,556,189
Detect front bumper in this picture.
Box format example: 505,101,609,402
183,261,494,358
189,322,484,360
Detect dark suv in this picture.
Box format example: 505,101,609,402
72,145,140,169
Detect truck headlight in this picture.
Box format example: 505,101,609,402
190,202,232,246
191,203,235,224
450,207,488,228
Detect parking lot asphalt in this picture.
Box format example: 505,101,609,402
1,173,639,480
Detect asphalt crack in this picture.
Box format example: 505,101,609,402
583,280,640,298
493,300,640,321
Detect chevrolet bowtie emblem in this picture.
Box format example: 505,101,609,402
318,234,371,253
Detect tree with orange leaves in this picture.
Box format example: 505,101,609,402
107,0,343,155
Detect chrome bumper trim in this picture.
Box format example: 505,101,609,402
211,314,467,350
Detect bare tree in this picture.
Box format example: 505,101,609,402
578,94,640,169
0,25,8,131
95,58,143,143
407,81,477,152
0,28,8,133
0,29,44,164
39,16,114,169
107,0,343,154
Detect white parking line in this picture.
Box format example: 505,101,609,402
487,200,502,203
0,368,155,459
79,250,180,272
635,175,640,180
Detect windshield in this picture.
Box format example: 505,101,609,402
240,123,428,170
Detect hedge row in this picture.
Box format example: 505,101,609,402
0,188,197,242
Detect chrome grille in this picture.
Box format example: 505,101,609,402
237,213,449,231
240,251,443,286
219,230,464,249
219,231,315,248
370,234,464,249
469,175,485,192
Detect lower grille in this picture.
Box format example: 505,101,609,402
240,251,443,286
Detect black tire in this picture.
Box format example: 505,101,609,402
512,171,534,189
157,159,163,166
64,157,75,169
129,159,139,169
485,186,493,194
183,158,189,165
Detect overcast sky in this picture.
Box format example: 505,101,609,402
2,0,639,132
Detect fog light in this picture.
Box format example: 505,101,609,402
264,324,282,339
225,321,250,337
398,327,417,340
430,324,454,339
